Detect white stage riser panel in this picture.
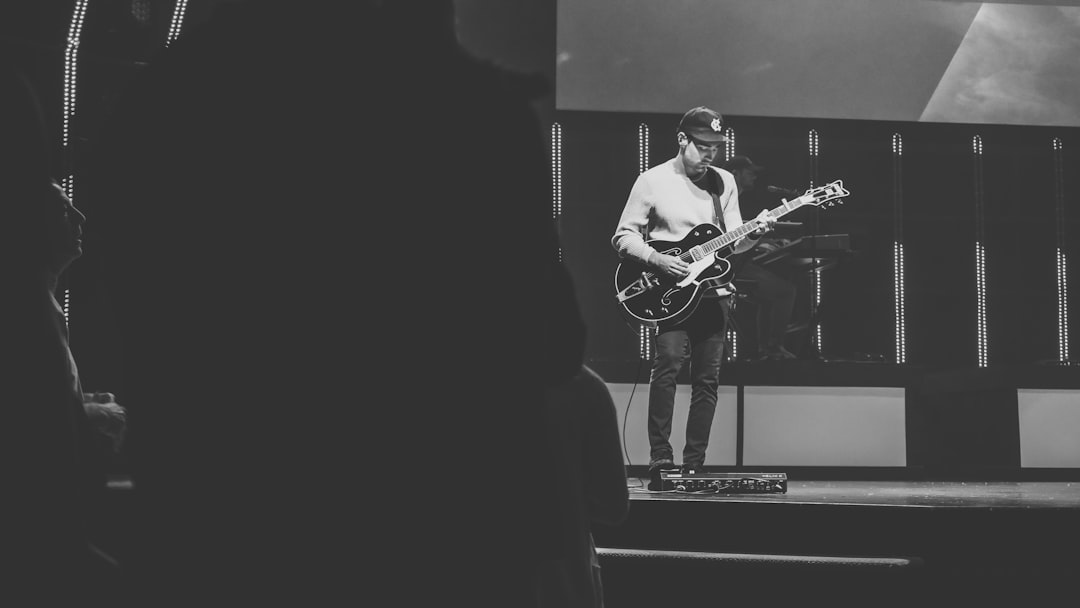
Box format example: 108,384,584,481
1019,389,1080,468
743,386,907,466
606,383,1080,469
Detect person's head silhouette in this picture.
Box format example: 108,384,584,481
0,63,86,282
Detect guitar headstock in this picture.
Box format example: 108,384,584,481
798,180,850,209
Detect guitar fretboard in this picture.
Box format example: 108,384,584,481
686,197,803,261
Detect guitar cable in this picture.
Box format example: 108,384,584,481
622,353,647,488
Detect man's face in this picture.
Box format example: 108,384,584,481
680,134,722,174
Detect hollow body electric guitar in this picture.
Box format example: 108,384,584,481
614,180,850,327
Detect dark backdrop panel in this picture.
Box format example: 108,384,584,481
557,111,654,383
717,118,826,359
812,120,899,362
560,111,903,376
711,115,899,362
902,125,981,370
557,109,1080,378
1066,143,1080,362
982,130,1068,366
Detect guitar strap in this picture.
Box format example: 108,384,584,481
710,177,756,278
704,170,726,232
710,194,726,233
708,195,725,235
702,170,735,303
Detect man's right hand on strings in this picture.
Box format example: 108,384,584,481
650,252,690,279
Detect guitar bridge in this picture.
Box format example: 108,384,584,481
616,272,660,303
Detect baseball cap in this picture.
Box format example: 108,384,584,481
677,106,727,143
723,155,764,173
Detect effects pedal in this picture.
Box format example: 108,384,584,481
649,469,787,494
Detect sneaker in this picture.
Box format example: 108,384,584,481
648,456,676,471
647,456,676,491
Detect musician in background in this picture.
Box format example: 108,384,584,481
612,107,776,475
723,155,798,361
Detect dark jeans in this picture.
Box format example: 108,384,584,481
738,262,796,350
648,298,728,467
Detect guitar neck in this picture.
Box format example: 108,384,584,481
696,197,806,257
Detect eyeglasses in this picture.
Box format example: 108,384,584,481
688,136,724,153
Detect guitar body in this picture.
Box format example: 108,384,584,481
614,224,735,326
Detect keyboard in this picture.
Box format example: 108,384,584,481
751,234,853,270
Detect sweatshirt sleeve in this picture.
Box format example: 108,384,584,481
611,175,656,264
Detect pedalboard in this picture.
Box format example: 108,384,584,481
649,470,788,494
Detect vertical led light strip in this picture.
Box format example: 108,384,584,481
892,133,906,364
63,290,72,332
551,122,563,260
166,0,191,46
808,129,822,353
61,0,91,329
637,123,655,361
62,0,90,197
1052,138,1070,362
637,122,649,175
639,324,654,363
973,135,988,368
723,127,738,359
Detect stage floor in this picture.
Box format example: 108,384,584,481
626,478,1080,508
597,476,1080,604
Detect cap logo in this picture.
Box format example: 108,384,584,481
710,118,723,132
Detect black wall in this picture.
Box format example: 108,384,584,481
556,110,1080,382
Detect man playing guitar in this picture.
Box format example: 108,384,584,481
611,106,776,476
